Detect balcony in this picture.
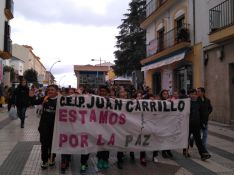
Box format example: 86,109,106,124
4,0,14,20
141,0,175,29
209,0,234,43
146,24,190,59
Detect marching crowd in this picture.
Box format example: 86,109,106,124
7,78,212,174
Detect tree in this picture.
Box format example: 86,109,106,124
23,68,38,83
113,0,146,76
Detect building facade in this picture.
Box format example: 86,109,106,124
141,0,234,124
12,44,47,85
0,0,14,83
141,0,201,95
196,0,234,124
74,65,109,89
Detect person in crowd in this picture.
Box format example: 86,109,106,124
197,87,212,149
136,91,152,166
36,89,44,99
188,89,211,161
179,89,188,99
76,87,90,174
177,89,191,157
60,87,73,173
159,89,174,158
7,85,15,111
12,79,30,128
171,91,179,100
116,89,135,169
30,84,59,169
96,85,110,170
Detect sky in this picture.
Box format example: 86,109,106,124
11,0,131,87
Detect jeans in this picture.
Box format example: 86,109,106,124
17,107,27,126
201,124,208,149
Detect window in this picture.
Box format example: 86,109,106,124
157,28,164,52
176,16,185,30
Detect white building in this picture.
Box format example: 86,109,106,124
0,0,14,83
12,44,47,85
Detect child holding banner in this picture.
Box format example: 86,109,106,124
96,85,110,170
30,85,59,169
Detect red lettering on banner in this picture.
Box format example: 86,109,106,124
109,112,118,125
59,134,68,147
97,134,105,145
69,110,77,122
70,134,78,147
99,111,108,124
90,110,97,122
81,134,88,147
79,110,87,124
59,134,89,148
107,133,115,145
119,114,126,124
59,109,67,122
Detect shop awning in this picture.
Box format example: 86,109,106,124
141,51,187,71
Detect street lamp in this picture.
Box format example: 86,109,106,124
48,60,61,84
49,60,61,73
91,58,106,66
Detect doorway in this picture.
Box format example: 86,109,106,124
230,63,234,122
175,65,193,94
153,72,161,95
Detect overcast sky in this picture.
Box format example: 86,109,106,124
11,0,131,87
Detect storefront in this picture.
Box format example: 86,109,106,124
142,48,194,95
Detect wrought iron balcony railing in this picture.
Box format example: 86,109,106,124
146,0,167,17
209,0,234,33
146,23,190,57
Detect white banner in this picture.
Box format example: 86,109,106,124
52,95,190,154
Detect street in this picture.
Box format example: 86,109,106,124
0,107,233,175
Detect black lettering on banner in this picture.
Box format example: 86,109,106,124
158,101,162,111
135,134,141,146
78,96,85,107
135,100,141,111
171,101,177,111
150,101,157,112
178,100,185,112
125,135,133,147
163,101,170,112
114,99,122,111
126,101,134,112
60,96,65,106
105,98,113,110
87,96,94,108
143,135,151,146
142,101,149,112
96,97,105,108
67,96,72,106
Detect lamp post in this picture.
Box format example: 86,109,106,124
91,58,106,66
48,60,61,85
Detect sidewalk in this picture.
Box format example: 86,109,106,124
0,108,233,175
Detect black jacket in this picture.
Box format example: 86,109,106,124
197,97,212,125
13,85,30,108
190,99,201,128
32,96,57,144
